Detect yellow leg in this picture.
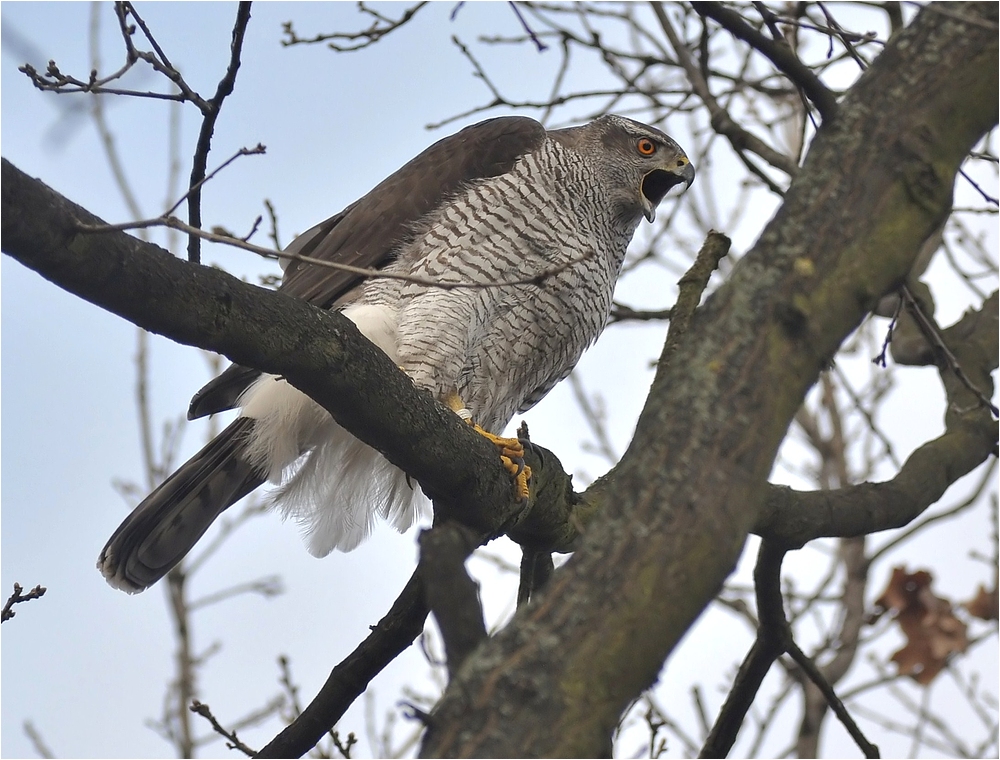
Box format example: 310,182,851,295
443,391,531,500
443,390,473,421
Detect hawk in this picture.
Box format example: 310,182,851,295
98,114,694,592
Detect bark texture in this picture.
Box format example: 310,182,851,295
419,4,997,756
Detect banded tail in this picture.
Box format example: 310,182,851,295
97,418,264,593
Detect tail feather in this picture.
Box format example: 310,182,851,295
98,418,265,593
187,363,262,420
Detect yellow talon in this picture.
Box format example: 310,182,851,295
474,425,532,502
443,391,531,500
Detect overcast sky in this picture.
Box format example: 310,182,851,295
2,3,996,759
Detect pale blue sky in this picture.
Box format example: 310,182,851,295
2,3,996,758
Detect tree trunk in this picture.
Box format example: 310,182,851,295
419,4,998,756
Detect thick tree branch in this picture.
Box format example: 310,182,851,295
420,5,997,756
417,523,488,681
523,284,996,571
754,291,998,548
3,5,996,755
0,158,536,538
0,157,574,757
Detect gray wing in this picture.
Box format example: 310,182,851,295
188,116,547,420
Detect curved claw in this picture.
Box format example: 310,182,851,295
473,425,532,502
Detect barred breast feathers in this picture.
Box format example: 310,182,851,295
361,137,635,431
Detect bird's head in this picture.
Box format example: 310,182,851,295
581,114,695,224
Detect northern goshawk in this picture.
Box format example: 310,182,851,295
98,114,694,592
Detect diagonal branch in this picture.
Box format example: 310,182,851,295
256,573,428,758
1,161,575,757
652,3,799,178
0,157,537,541
420,4,997,753
190,700,256,756
700,543,878,758
690,1,839,122
900,284,999,416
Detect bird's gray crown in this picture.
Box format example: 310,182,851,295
549,114,693,224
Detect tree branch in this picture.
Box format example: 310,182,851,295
701,543,879,758
0,158,536,536
190,700,256,756
1,583,47,623
186,1,252,263
420,5,997,754
417,523,488,681
754,291,997,548
700,543,789,757
0,158,578,757
652,3,800,178
691,1,840,122
256,573,428,758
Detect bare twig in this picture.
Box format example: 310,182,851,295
786,640,880,758
73,214,596,293
653,3,799,178
331,730,359,759
872,295,904,368
188,576,284,610
831,362,901,469
190,700,257,756
814,3,871,68
507,1,548,52
22,721,54,759
701,543,878,758
281,2,427,51
185,1,252,263
960,167,1000,206
901,284,999,417
263,199,282,251
567,374,619,466
691,1,839,122
1,583,47,623
165,144,266,218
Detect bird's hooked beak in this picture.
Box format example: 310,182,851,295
640,160,695,223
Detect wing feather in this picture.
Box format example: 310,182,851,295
189,116,547,418
279,116,547,305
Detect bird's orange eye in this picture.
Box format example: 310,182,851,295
637,138,657,156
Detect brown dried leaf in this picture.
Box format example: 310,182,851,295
963,583,999,621
875,566,968,685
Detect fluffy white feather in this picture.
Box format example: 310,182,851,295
237,303,428,555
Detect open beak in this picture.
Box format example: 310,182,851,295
641,161,696,222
